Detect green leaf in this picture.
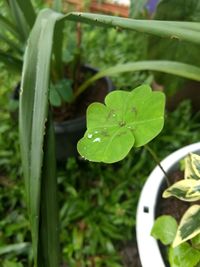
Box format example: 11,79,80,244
3,261,23,267
163,180,200,202
0,50,22,72
149,0,200,94
15,0,36,29
49,84,62,107
0,242,30,255
52,20,64,79
0,13,20,39
56,79,73,102
67,12,200,44
185,154,200,180
72,227,83,251
75,61,200,98
0,32,22,54
151,215,177,245
52,0,62,12
8,0,30,41
19,9,63,267
173,205,200,247
77,85,165,163
191,153,200,178
169,242,200,267
155,0,200,21
192,233,200,249
38,114,59,267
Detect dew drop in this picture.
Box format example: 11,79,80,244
93,137,101,143
87,133,93,139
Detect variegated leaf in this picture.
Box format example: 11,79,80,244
186,180,200,200
184,154,200,180
163,180,200,202
173,205,200,247
191,153,200,179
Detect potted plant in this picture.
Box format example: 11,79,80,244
136,142,200,267
0,0,116,161
19,5,200,267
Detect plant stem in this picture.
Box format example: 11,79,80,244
144,145,170,186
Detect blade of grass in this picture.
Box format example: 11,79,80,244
52,20,64,80
0,50,22,72
66,12,200,44
19,9,62,267
53,0,62,12
0,243,31,256
8,0,30,41
15,0,36,28
0,13,20,39
75,61,200,98
38,112,59,267
0,33,22,53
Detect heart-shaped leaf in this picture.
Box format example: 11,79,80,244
77,85,165,163
151,215,178,245
169,242,200,267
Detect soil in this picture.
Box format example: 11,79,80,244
155,170,192,266
53,66,109,122
157,170,189,222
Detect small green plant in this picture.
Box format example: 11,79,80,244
78,85,165,163
0,0,36,72
151,153,200,267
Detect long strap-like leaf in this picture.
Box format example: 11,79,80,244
0,13,20,39
8,0,30,41
19,9,62,267
38,112,59,267
75,61,200,98
66,12,200,44
0,50,22,72
15,0,36,29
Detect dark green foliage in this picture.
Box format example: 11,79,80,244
1,93,200,266
149,0,200,95
50,79,73,106
82,26,149,89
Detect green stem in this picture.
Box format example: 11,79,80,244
145,145,170,186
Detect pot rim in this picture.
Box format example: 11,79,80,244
136,142,200,267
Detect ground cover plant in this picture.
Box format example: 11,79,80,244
1,64,200,266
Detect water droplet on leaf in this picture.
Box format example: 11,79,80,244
93,137,101,143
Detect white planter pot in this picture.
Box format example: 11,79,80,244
136,142,200,267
